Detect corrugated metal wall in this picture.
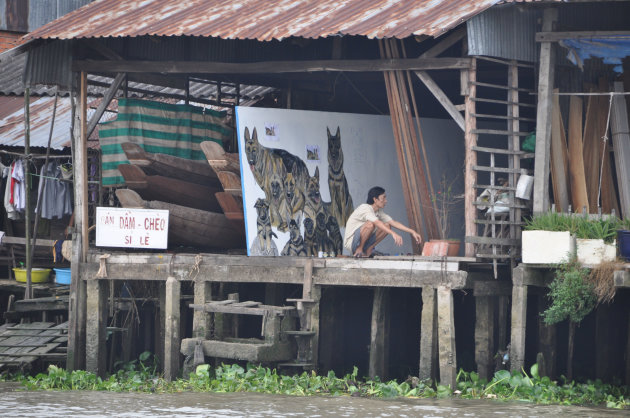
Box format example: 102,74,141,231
24,40,73,89
467,3,540,63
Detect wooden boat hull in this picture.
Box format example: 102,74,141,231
118,164,222,213
115,189,244,249
215,192,245,235
200,141,241,175
121,142,220,187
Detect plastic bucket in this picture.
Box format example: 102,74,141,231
54,268,72,285
13,268,51,283
618,230,630,261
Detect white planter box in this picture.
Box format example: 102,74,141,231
522,230,575,264
576,239,616,265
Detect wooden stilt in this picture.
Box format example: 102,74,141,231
369,288,390,379
595,305,610,382
626,309,630,385
85,279,107,377
192,281,213,339
497,296,509,353
419,286,436,380
437,286,456,388
475,296,495,380
537,294,556,378
164,277,181,381
309,285,322,370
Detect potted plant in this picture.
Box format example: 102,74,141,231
422,175,462,257
522,212,576,264
618,218,630,261
574,217,617,265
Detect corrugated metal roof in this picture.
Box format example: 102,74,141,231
0,95,116,149
25,0,505,41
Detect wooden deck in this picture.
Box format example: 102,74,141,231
0,322,67,370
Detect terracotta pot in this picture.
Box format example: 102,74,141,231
421,239,460,257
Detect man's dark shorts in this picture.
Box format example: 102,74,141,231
351,227,376,254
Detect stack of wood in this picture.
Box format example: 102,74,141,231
549,84,622,215
116,143,245,250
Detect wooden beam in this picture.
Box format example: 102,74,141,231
533,9,558,214
419,287,436,380
164,277,181,381
369,288,390,379
86,72,125,139
73,57,471,74
437,286,456,388
464,58,477,256
415,71,465,130
537,294,556,378
420,27,466,59
536,30,630,42
85,279,107,377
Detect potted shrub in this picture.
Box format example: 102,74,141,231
522,212,576,264
421,175,462,257
574,217,617,265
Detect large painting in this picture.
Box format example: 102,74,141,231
236,107,463,257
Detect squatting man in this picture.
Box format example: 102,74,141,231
343,186,422,257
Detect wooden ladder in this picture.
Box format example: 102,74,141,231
467,58,536,277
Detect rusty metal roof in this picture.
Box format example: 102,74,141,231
25,0,506,42
0,96,116,149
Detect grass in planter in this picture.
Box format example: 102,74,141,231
524,213,621,243
8,353,629,409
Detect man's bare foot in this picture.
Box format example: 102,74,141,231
354,250,365,258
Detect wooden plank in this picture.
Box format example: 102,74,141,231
582,93,602,212
567,96,589,212
200,141,241,175
533,8,558,214
549,89,570,212
536,30,630,42
73,57,472,74
610,82,630,219
2,236,55,246
192,281,212,339
217,171,242,197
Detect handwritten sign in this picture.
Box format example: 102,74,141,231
96,207,169,249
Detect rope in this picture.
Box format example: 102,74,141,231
597,92,614,209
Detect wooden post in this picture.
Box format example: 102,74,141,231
157,282,166,364
85,279,107,376
510,282,527,372
437,286,456,388
318,288,341,372
595,305,610,382
309,285,322,370
68,72,89,371
164,276,181,381
369,288,390,379
464,58,477,256
533,8,558,214
24,86,32,299
419,286,436,380
538,294,556,378
475,296,495,381
626,309,630,385
192,280,212,339
497,295,509,353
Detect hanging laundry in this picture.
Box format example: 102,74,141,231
36,160,73,219
11,159,26,212
4,161,21,220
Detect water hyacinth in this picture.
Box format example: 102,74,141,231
6,352,628,409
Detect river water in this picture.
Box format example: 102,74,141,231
0,383,625,417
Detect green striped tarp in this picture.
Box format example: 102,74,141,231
99,98,232,187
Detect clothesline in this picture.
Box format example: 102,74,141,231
0,150,71,159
